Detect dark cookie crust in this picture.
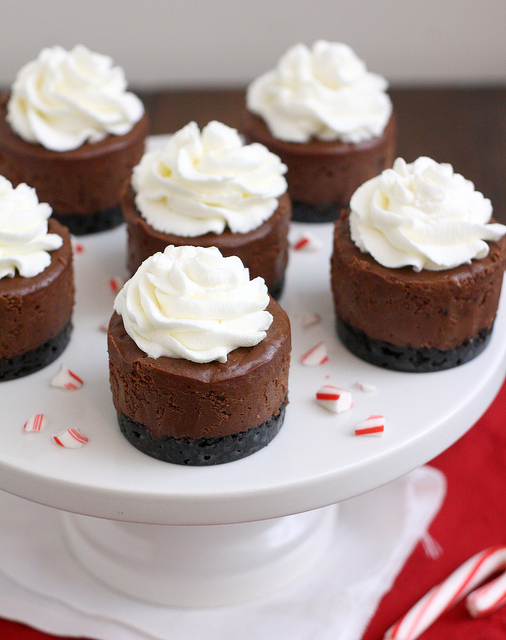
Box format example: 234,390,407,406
291,201,340,223
54,204,124,236
118,401,286,465
0,320,72,381
337,318,492,373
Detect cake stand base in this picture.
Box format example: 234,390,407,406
61,504,339,607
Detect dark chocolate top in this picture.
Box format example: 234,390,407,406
122,185,291,292
240,109,396,209
108,298,291,439
331,210,506,350
0,93,149,214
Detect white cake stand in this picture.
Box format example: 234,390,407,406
1,141,505,607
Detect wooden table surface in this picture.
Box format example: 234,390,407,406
137,86,506,224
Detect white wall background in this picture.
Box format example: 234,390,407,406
1,0,505,89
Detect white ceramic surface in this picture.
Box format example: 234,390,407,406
61,504,339,606
0,136,505,526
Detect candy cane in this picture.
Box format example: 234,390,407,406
466,567,506,618
52,428,89,448
292,232,321,252
23,413,48,432
300,341,329,366
385,546,506,640
355,415,385,436
302,312,321,329
356,381,378,393
51,365,84,390
315,385,352,413
109,276,125,293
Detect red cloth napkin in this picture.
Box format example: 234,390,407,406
362,377,506,640
2,378,505,640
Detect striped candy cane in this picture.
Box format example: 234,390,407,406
23,414,48,432
51,365,84,390
466,567,506,618
385,546,506,640
300,341,329,366
315,385,352,413
52,428,89,448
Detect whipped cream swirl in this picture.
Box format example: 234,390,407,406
0,176,63,279
7,45,144,152
114,245,273,363
246,40,392,144
132,120,287,237
349,157,506,271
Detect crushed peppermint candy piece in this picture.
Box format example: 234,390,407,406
302,312,321,329
23,414,48,432
72,243,85,254
356,381,378,393
51,365,84,390
52,428,89,448
109,276,125,293
355,415,385,436
316,385,352,413
300,341,329,366
291,232,321,252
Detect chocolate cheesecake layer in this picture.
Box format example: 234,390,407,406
122,186,291,298
0,320,73,381
108,298,291,441
0,94,149,231
240,110,395,221
331,211,506,353
0,218,74,361
118,402,286,465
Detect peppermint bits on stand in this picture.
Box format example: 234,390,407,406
23,414,48,432
355,415,385,436
52,428,89,448
51,365,84,390
300,341,329,366
316,385,352,413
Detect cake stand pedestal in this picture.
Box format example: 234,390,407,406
61,504,339,606
1,183,505,607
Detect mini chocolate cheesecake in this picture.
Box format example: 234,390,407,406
0,94,149,235
108,297,291,465
0,218,74,381
240,110,396,224
331,210,506,372
122,186,291,300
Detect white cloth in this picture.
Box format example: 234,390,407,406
0,465,445,640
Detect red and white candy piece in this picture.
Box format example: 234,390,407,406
302,312,321,329
52,428,89,448
109,276,125,293
356,381,378,393
355,414,385,436
385,546,506,640
300,341,329,366
291,232,321,252
466,564,506,618
23,413,48,432
316,385,352,413
51,365,84,390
